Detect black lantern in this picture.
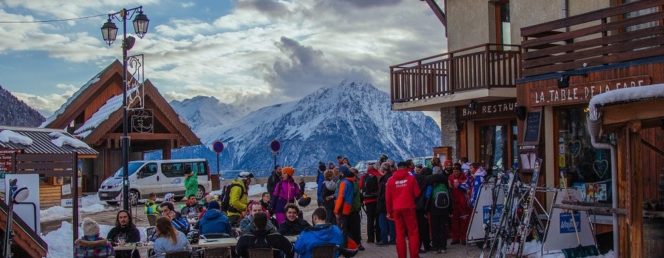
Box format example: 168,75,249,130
101,18,118,46
133,11,149,38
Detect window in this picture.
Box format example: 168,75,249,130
494,0,511,45
557,107,611,203
140,163,158,177
161,162,184,178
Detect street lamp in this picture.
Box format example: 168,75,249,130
100,6,149,211
3,179,29,258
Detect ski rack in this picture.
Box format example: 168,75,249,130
481,159,555,258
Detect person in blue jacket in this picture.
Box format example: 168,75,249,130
469,163,487,207
316,161,326,206
294,207,344,258
196,201,231,236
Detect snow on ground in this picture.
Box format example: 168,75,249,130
44,221,148,258
40,194,111,222
209,183,268,197
507,240,615,258
305,181,318,190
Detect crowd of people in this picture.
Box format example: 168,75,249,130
74,155,489,258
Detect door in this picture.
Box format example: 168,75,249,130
134,162,160,198
476,119,517,174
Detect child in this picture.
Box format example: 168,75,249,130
145,192,160,226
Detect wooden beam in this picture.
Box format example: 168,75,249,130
627,124,644,257
423,0,447,29
107,132,179,141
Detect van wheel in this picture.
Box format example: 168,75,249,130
129,190,140,206
106,201,118,206
196,186,205,200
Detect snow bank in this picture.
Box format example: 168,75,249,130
44,221,148,258
0,129,33,145
49,131,89,149
40,195,111,222
588,84,664,120
248,184,267,196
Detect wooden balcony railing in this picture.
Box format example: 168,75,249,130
390,44,521,103
522,0,664,77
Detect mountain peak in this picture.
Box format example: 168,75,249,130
0,85,45,127
170,80,440,170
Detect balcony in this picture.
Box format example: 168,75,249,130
521,0,664,77
390,44,521,111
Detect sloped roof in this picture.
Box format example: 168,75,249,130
0,126,98,156
40,60,200,146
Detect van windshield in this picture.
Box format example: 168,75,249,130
113,162,146,178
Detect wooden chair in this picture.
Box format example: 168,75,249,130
247,248,273,258
165,251,192,258
312,244,337,258
200,247,231,258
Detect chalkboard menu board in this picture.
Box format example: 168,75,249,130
523,110,542,145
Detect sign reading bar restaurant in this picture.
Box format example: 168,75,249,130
457,99,518,120
528,76,651,107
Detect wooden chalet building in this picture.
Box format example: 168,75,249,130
391,0,664,256
41,60,201,192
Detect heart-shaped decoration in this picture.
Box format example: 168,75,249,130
569,140,582,158
593,159,609,179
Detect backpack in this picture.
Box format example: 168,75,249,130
361,173,379,198
351,181,362,212
430,183,450,209
220,183,244,212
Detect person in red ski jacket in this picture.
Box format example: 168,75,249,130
359,164,382,243
386,161,421,258
448,165,471,245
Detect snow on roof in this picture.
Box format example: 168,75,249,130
39,75,101,128
589,84,664,120
0,129,33,145
74,88,137,138
48,131,89,149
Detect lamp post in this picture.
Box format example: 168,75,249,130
3,179,29,258
100,7,149,212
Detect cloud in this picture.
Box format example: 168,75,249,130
181,2,195,8
264,36,373,100
2,0,446,116
12,83,78,116
3,0,160,19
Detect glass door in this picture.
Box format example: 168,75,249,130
476,119,517,175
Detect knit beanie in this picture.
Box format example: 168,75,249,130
207,200,220,210
282,166,295,177
82,218,99,236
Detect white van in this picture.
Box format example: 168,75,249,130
98,159,212,205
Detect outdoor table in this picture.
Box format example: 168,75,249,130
194,238,238,248
113,242,153,252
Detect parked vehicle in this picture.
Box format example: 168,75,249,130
98,159,212,205
354,160,377,175
412,156,433,168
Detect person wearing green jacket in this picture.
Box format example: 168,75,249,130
145,192,160,226
184,164,199,199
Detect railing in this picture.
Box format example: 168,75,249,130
390,44,521,103
521,0,664,77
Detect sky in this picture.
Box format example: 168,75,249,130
0,0,446,117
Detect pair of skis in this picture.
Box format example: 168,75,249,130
482,158,542,258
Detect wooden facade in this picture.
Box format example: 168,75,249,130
518,2,664,256
42,60,201,191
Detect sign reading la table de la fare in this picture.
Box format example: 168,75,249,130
528,76,651,107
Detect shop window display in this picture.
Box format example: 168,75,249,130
557,108,611,203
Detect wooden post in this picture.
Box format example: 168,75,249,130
627,121,643,257
72,152,79,258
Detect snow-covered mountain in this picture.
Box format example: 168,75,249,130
168,81,440,172
0,85,44,127
170,96,250,135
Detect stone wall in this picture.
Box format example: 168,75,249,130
440,107,458,161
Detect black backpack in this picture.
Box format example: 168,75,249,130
220,183,244,212
362,173,379,198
